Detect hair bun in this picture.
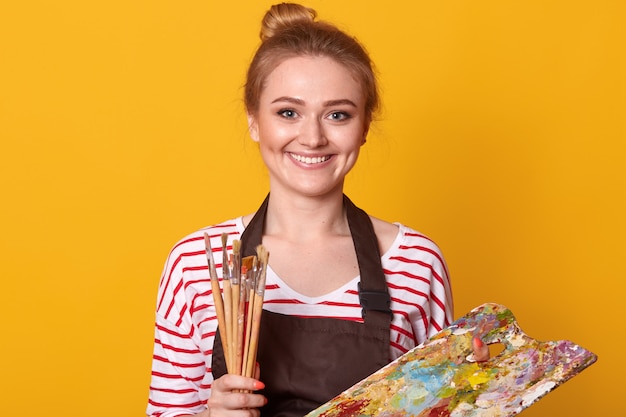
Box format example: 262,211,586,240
260,3,317,41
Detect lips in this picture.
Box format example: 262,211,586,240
289,153,332,165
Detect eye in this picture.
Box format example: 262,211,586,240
328,111,351,121
278,109,298,119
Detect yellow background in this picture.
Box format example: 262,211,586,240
1,0,623,415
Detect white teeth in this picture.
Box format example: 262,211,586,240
290,153,330,164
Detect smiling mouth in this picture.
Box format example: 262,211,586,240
289,153,331,164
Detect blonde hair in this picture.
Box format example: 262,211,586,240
245,3,379,121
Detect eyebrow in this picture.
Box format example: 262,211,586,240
270,96,357,107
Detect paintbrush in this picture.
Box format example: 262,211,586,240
241,256,257,377
203,233,229,373
230,240,243,375
236,265,249,376
245,245,269,378
220,233,234,374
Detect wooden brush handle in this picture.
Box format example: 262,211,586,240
242,288,255,377
210,277,229,371
221,279,233,374
235,284,247,375
230,283,240,374
245,293,264,378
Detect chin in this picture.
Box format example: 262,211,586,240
291,183,344,198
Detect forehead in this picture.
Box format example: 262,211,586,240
261,55,365,103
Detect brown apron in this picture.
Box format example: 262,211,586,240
212,194,392,417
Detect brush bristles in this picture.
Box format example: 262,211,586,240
232,239,240,255
255,245,269,295
221,233,230,279
204,232,218,277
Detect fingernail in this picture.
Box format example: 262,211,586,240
253,380,265,390
473,336,484,348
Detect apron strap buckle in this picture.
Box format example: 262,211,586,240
358,282,393,318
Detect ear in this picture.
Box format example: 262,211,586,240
247,113,260,143
361,120,371,146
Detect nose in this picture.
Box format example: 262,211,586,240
298,117,328,148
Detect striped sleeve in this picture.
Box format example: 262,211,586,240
147,314,208,417
147,237,210,417
384,225,453,358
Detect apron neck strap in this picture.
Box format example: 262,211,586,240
343,195,393,324
239,194,269,258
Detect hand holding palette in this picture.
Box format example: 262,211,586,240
306,303,597,417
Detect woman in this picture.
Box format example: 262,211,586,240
147,3,487,417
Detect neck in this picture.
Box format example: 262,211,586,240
263,189,349,241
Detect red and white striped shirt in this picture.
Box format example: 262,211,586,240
147,217,453,417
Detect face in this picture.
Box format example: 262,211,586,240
248,55,370,199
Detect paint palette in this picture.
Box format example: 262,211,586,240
305,303,597,417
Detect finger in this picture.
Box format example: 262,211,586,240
225,391,267,409
471,336,490,362
207,390,267,414
214,374,265,393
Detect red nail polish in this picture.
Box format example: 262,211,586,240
474,337,484,348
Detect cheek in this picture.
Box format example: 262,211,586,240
333,126,367,149
258,123,293,147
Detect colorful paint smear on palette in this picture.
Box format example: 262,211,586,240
306,303,597,417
